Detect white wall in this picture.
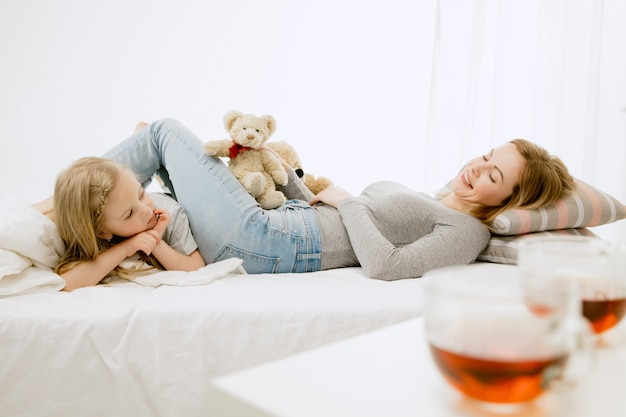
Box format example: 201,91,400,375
0,0,436,202
1,0,625,223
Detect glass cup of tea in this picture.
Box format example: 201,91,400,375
423,264,594,413
518,236,626,342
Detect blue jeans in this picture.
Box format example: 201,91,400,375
103,119,322,273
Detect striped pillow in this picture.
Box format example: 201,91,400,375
490,179,626,235
478,228,598,265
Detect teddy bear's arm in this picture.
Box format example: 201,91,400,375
203,139,233,157
261,152,289,186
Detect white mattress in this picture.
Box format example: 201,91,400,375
0,266,430,417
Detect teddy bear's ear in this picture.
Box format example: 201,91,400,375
261,115,277,136
224,110,243,132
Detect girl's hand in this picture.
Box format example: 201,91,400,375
123,230,162,257
152,207,170,237
309,185,354,208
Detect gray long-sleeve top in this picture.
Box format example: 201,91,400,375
280,170,491,281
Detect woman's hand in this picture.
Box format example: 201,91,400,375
309,185,354,208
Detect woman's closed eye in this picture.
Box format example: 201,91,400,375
479,156,496,183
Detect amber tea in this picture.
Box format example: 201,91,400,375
519,236,626,342
424,265,592,410
429,344,568,404
583,297,626,334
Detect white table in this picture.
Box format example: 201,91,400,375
211,318,626,417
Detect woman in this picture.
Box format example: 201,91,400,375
99,118,575,280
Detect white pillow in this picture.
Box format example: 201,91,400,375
0,265,66,296
0,249,31,278
0,248,65,296
0,194,64,269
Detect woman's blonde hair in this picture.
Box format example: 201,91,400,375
54,157,158,278
466,139,576,228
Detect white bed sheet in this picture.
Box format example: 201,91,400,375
0,266,428,417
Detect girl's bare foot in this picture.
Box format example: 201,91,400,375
134,122,149,133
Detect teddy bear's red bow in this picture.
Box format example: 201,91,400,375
230,142,252,159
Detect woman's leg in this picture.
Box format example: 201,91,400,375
103,119,322,273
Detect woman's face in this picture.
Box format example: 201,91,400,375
99,169,157,239
450,143,525,207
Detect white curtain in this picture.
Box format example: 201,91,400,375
426,0,626,203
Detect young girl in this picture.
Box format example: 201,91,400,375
53,156,205,291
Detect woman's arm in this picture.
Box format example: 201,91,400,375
336,187,491,280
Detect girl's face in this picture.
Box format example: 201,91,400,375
450,143,525,207
99,169,157,239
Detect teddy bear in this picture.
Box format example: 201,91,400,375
266,141,334,195
303,172,334,196
204,110,288,209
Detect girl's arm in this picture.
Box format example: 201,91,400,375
61,207,204,291
148,207,205,271
60,230,163,291
151,245,205,271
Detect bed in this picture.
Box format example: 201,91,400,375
0,265,429,417
1,178,624,417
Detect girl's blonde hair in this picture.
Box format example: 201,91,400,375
446,139,576,229
54,157,158,278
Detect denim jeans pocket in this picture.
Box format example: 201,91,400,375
294,252,322,273
213,245,281,274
